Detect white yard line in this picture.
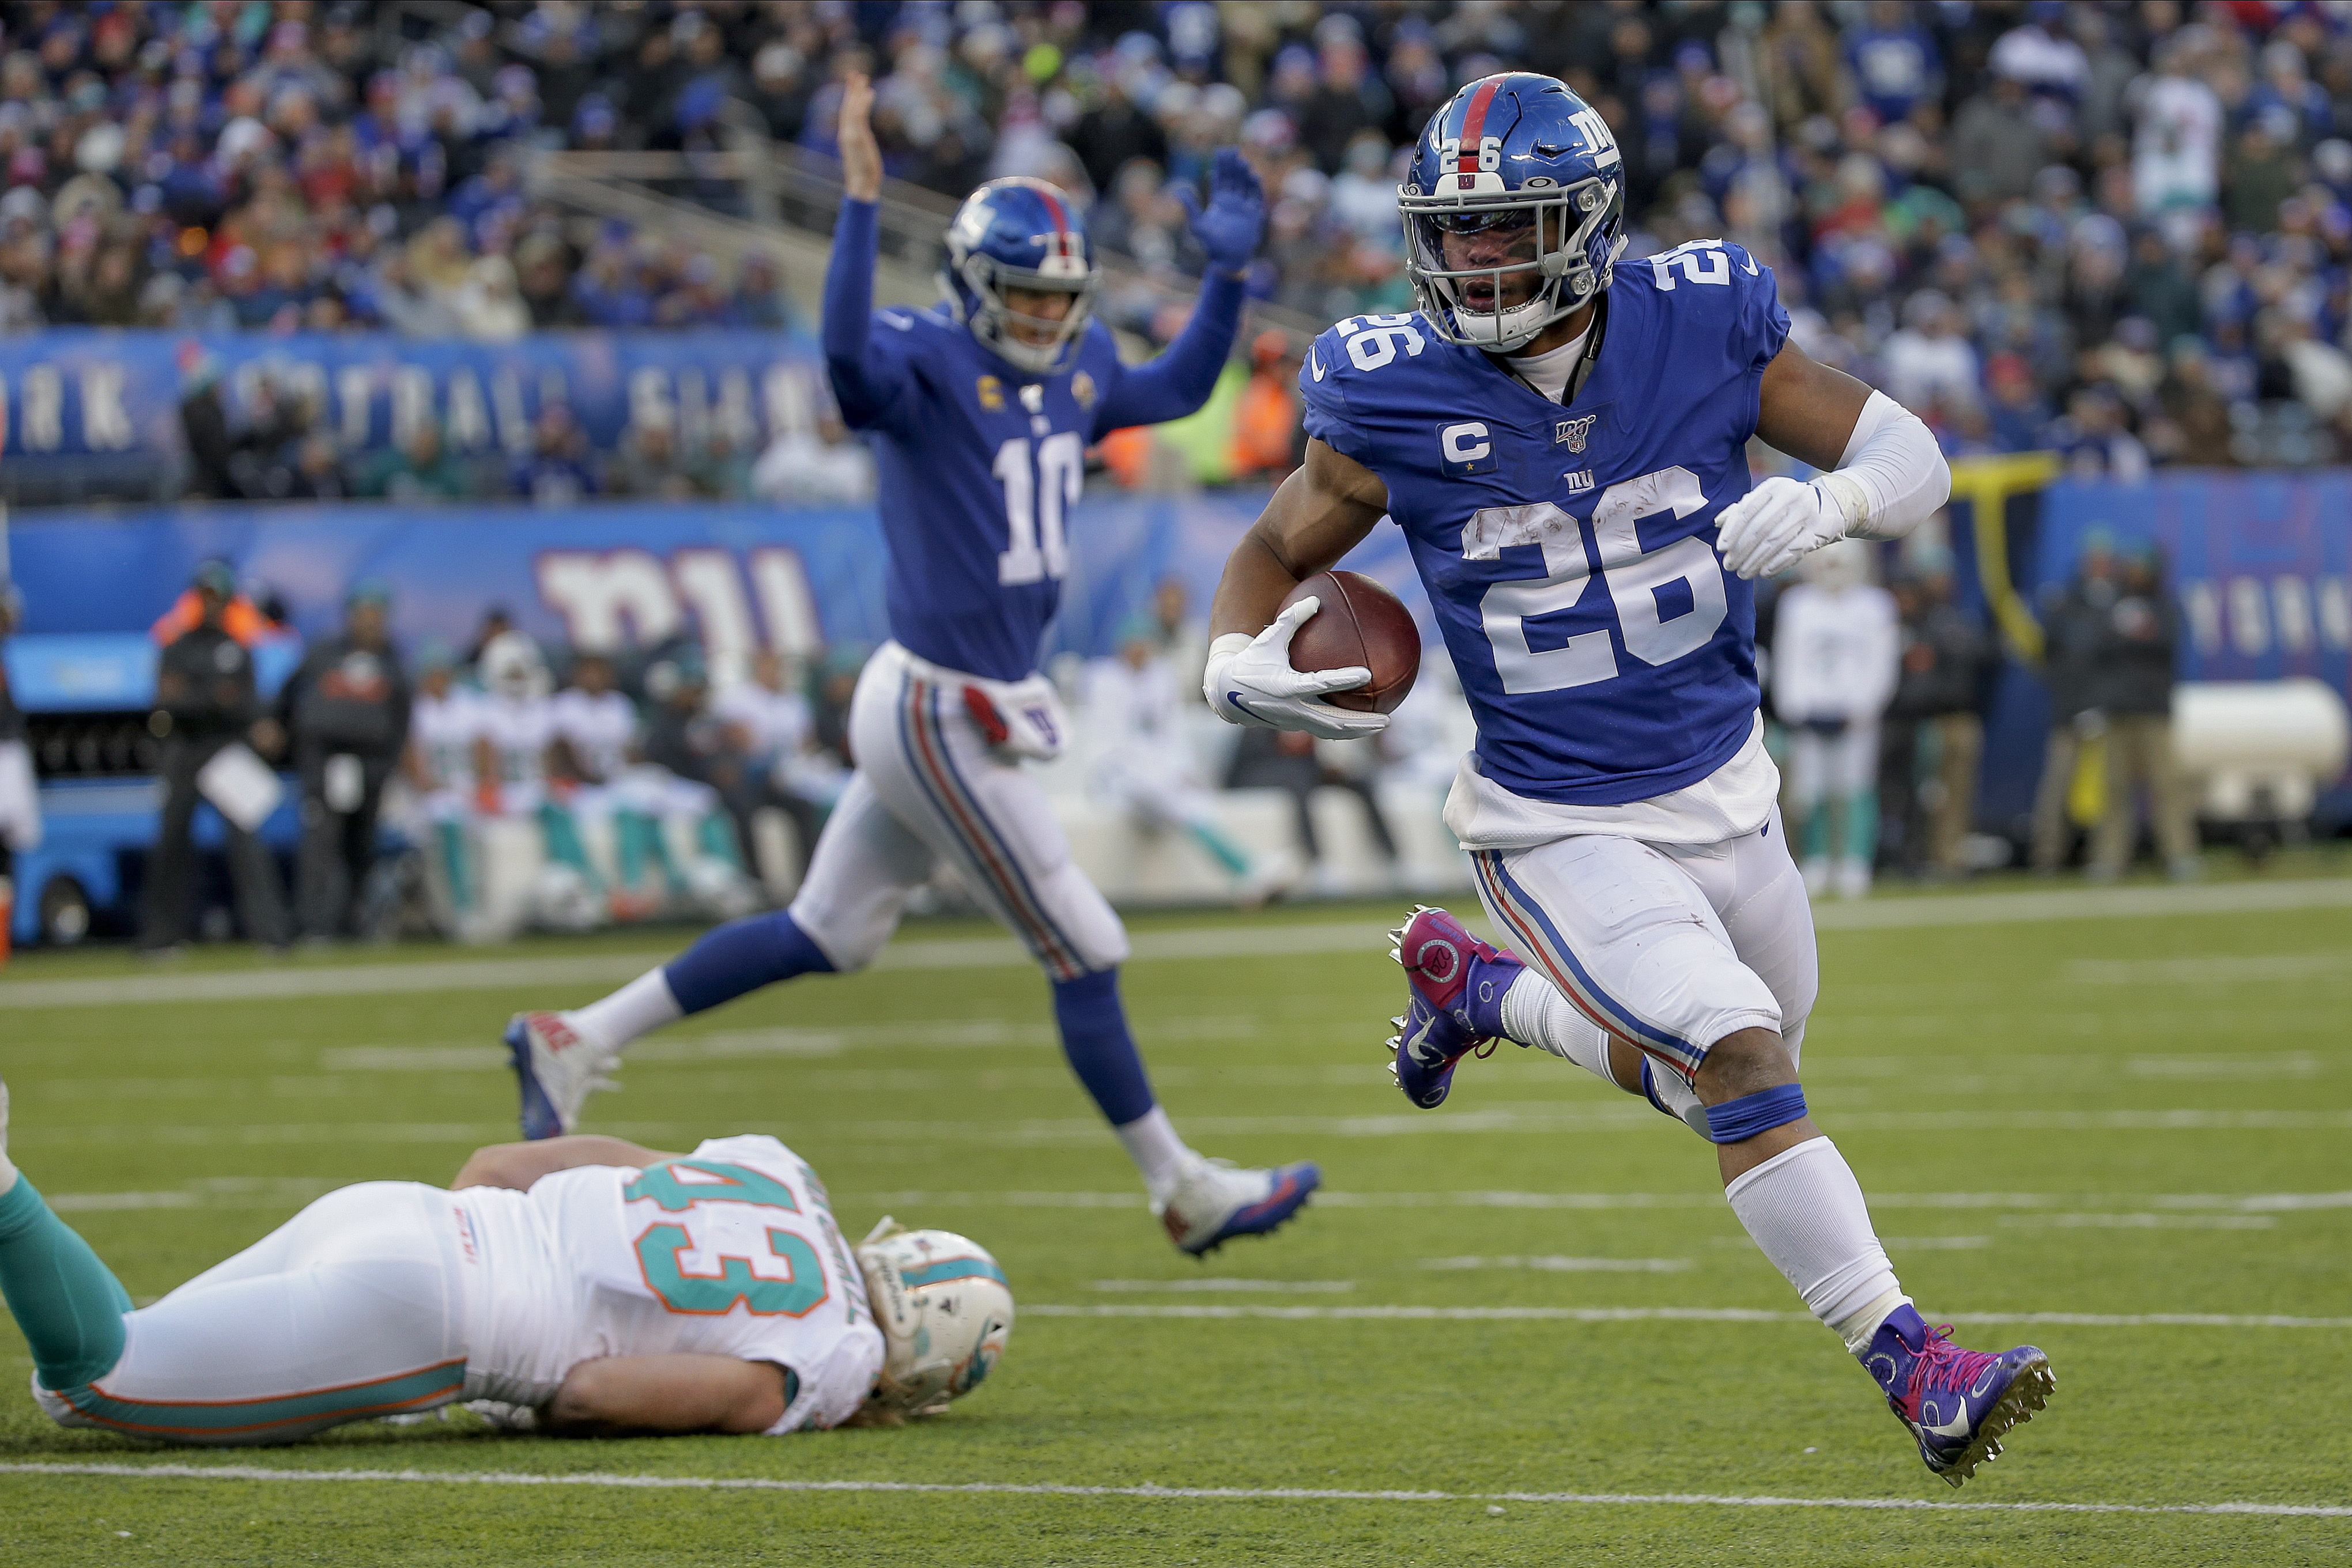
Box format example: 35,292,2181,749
5,877,2347,1008
17,1106,2351,1151
1024,1303,2352,1329
0,1461,2342,1519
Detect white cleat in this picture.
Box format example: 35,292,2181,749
503,1011,620,1140
1151,1154,1322,1257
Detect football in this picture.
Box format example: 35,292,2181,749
1276,569,1421,713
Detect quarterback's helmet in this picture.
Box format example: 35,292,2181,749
941,176,1100,375
856,1218,1014,1417
1399,73,1627,351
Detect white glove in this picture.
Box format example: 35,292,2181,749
1203,596,1389,740
1713,474,1861,580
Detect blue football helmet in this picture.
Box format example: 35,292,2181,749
1399,73,1628,351
941,176,1100,375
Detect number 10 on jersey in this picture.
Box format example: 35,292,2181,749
995,432,1085,586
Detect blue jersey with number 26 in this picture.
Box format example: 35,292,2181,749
1300,240,1791,806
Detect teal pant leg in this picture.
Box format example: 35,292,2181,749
0,1178,131,1390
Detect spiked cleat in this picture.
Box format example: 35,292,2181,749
1863,1305,2056,1487
1389,905,1523,1109
504,1011,620,1140
1154,1158,1320,1256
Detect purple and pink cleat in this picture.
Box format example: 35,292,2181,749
1386,906,1526,1109
1864,1305,2056,1486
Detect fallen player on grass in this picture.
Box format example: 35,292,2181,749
0,1076,1009,1445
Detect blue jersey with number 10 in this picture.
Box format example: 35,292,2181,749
1300,240,1791,806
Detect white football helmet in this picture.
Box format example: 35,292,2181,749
856,1218,1014,1417
481,630,550,702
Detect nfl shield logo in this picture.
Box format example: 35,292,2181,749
1556,415,1597,454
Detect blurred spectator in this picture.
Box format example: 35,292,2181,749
360,421,474,502
1229,330,1303,481
1880,557,1991,879
510,405,598,505
1772,542,1899,900
275,581,410,940
750,414,875,504
711,648,835,886
2089,547,2198,882
0,583,36,948
0,0,2341,478
2029,535,2119,874
1085,617,1293,907
141,561,291,955
1222,724,1398,897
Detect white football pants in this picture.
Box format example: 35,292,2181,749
35,1182,470,1446
788,642,1128,980
1469,808,1817,1084
1786,723,1879,810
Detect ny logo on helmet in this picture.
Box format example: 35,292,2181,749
1556,415,1598,453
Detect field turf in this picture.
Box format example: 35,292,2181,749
1,868,2348,1565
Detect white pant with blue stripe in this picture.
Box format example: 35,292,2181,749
787,643,1128,980
1470,808,1816,1083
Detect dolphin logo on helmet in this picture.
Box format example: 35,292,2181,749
941,176,1102,375
1398,73,1628,352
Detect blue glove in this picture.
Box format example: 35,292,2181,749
1176,147,1265,275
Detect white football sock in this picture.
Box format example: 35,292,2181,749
568,969,684,1052
1116,1106,1192,1199
1497,970,1615,1086
1643,1059,1712,1138
1724,1136,1902,1350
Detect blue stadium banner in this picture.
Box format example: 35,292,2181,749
0,329,830,462
2035,475,2352,689
1,490,1434,681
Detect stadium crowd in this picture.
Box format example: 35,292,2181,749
0,1,2340,474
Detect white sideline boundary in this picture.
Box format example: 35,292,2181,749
4,876,2348,1008
1,1462,2344,1519
1023,1304,2352,1329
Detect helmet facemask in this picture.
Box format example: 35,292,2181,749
1401,175,1624,351
947,251,1100,375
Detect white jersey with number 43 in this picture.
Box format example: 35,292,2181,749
452,1135,884,1433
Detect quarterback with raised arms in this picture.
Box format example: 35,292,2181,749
1205,73,2052,1486
502,74,1318,1258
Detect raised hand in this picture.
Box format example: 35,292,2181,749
1176,146,1265,277
838,71,881,202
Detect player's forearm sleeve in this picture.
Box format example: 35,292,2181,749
1094,270,1247,430
821,199,896,425
1817,391,1949,542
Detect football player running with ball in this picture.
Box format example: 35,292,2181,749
0,1074,1008,1444
504,74,1319,1256
1204,74,2052,1486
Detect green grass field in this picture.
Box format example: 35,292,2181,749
1,869,2349,1566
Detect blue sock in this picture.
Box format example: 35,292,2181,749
1051,968,1156,1127
662,910,835,1015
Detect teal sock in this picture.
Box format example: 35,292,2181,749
1845,789,1879,866
538,804,605,893
436,821,473,910
616,811,655,890
1186,822,1251,877
697,813,745,871
0,1178,131,1390
1800,807,1829,862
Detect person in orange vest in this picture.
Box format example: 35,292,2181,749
1228,328,1303,481
150,560,274,648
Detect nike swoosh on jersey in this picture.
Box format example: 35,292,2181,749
1309,348,1327,382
